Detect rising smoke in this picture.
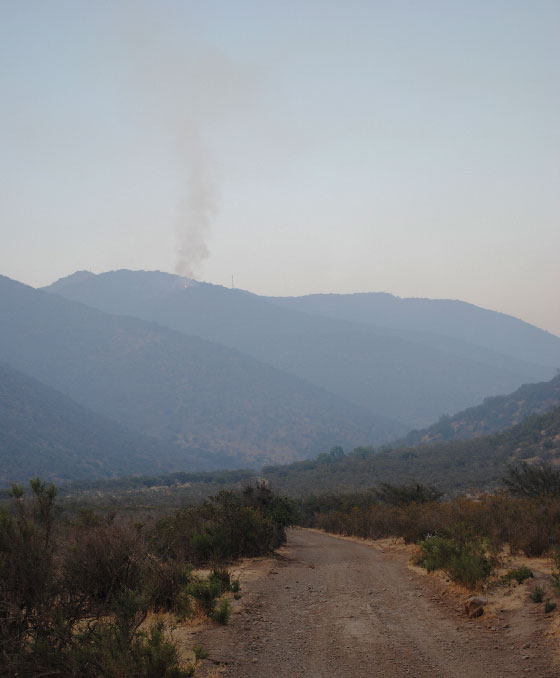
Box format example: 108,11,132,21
111,1,254,279
175,140,218,278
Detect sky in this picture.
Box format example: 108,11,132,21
1,1,559,334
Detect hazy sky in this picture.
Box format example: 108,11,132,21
1,1,559,334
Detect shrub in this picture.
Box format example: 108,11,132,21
503,566,534,585
230,578,241,593
193,644,209,661
210,567,231,593
376,482,443,506
503,463,560,498
447,545,493,589
418,536,493,589
551,549,560,595
212,599,231,625
418,536,458,573
544,599,557,614
147,562,193,614
530,586,545,603
186,577,222,616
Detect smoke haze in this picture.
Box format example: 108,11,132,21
110,2,253,278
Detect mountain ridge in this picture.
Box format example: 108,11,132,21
42,269,557,429
0,275,399,469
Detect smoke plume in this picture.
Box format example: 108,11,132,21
175,143,218,278
110,1,254,279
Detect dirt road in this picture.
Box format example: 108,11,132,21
188,529,558,677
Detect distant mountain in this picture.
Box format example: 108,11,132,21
0,275,397,469
268,292,560,369
43,270,557,429
0,363,191,484
260,406,560,496
401,373,560,447
62,406,560,503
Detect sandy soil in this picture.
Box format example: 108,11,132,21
178,528,559,678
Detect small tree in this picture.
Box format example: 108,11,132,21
503,462,560,498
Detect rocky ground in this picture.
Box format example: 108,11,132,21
175,528,560,678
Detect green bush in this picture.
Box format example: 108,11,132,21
193,644,209,661
210,567,231,593
418,536,458,572
503,566,534,585
544,599,557,613
186,577,222,616
530,586,545,603
418,536,493,589
212,599,231,625
0,480,294,677
447,545,493,589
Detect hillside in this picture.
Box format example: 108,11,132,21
0,275,398,468
57,407,560,508
269,291,560,369
258,406,560,497
0,363,192,484
43,270,556,429
401,373,560,446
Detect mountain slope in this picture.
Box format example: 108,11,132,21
268,292,560,369
401,373,560,446
43,270,555,428
0,363,188,484
0,275,398,467
260,407,560,496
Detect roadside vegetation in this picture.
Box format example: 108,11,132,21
0,479,297,677
300,464,560,593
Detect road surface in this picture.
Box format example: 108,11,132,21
187,528,558,677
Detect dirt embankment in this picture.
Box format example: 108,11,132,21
177,528,560,678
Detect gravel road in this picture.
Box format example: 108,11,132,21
189,528,558,678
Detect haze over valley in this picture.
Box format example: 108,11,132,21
2,3,559,676
0,268,559,485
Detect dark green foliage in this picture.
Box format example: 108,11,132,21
211,599,231,625
0,362,173,485
154,483,298,565
552,551,560,594
193,644,209,661
0,480,292,677
44,269,560,435
71,598,194,678
376,482,443,505
503,566,534,584
402,373,560,446
417,536,458,573
503,462,560,498
544,599,557,613
258,407,560,498
210,567,231,593
0,275,400,473
418,536,493,589
185,577,221,616
530,586,545,603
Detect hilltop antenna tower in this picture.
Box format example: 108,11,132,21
231,275,234,289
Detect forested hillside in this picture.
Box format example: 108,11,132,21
0,276,397,469
269,291,560,368
260,407,560,497
44,269,557,428
54,408,560,509
0,363,190,483
402,373,560,446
